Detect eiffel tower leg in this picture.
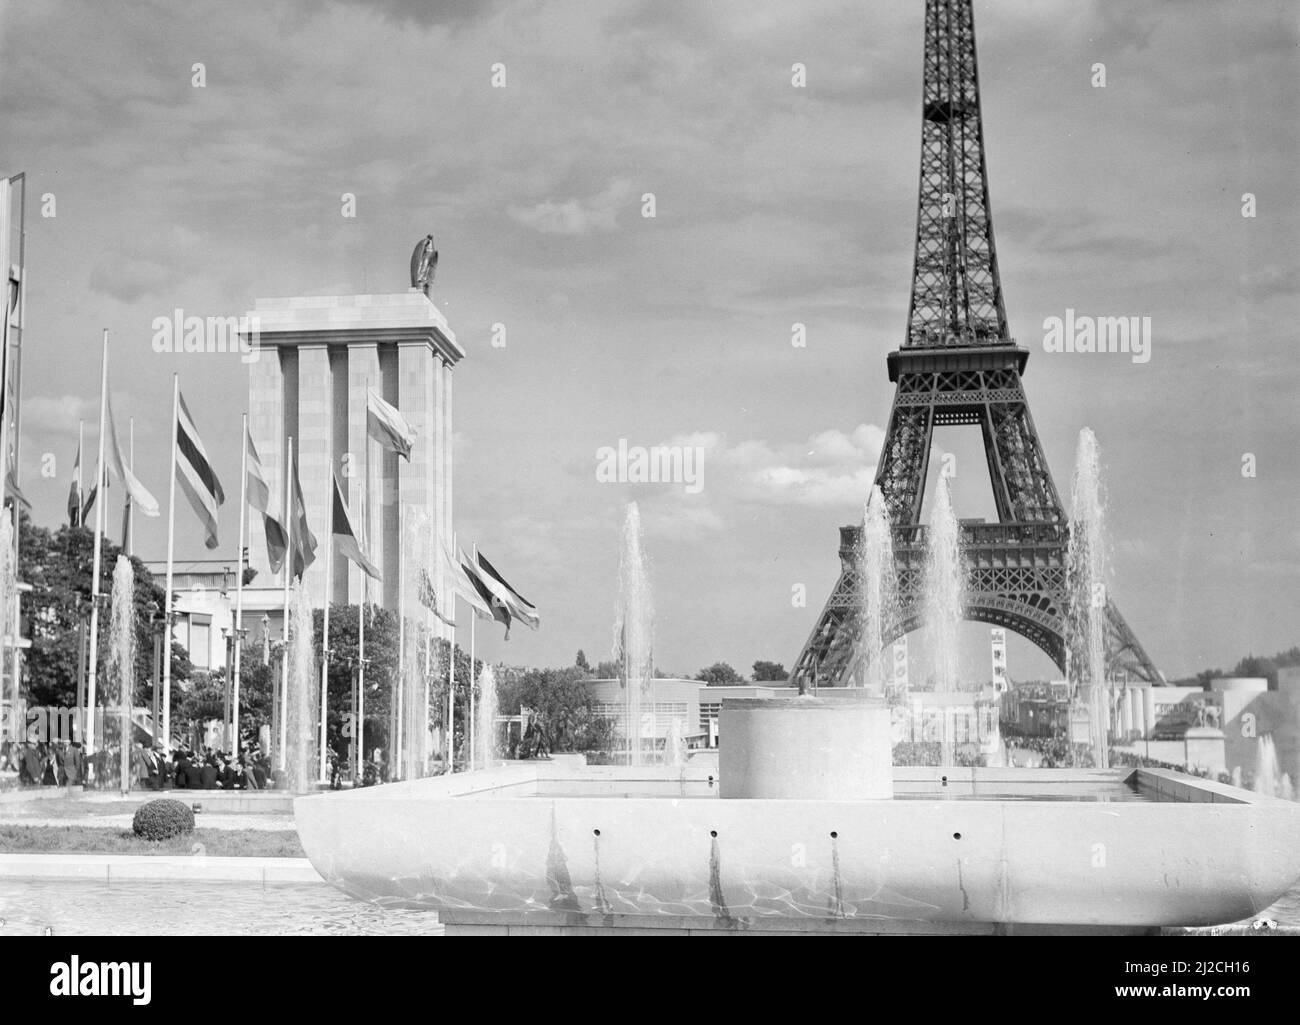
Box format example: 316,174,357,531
1104,600,1164,686
876,380,934,525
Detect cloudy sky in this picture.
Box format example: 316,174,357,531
1,0,1297,682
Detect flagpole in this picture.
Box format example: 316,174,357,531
357,489,366,783
161,373,179,755
319,474,332,783
395,503,404,781
85,331,110,761
233,414,248,758
357,557,365,783
447,530,456,775
76,420,84,526
125,417,134,556
469,541,477,769
280,435,294,773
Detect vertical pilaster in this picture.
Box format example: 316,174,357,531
347,343,381,605
246,347,284,583
297,343,331,607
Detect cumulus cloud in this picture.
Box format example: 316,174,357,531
24,394,96,436
720,423,886,507
87,256,175,304
507,178,633,236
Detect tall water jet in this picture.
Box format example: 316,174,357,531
475,663,498,768
0,516,15,749
1254,734,1280,798
663,715,687,768
107,555,136,793
399,507,434,780
1066,428,1109,769
284,583,318,793
857,485,900,695
614,502,653,766
923,474,964,691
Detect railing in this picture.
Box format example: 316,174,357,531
841,522,1068,552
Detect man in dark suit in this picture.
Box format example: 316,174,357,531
142,746,162,790
173,749,192,789
199,755,219,790
21,742,42,786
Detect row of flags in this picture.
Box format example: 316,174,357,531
66,381,539,639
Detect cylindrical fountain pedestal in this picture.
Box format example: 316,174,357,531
719,694,893,800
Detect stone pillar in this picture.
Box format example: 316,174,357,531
1122,687,1134,739
1142,687,1156,740
432,356,447,641
246,347,284,584
347,343,381,605
296,344,331,606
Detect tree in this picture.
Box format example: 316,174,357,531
696,662,743,686
313,603,402,760
575,649,591,673
495,665,613,753
752,660,787,682
20,516,177,712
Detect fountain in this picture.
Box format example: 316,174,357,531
107,555,136,793
1066,428,1109,769
292,439,1300,935
663,716,687,768
614,502,653,766
399,507,434,780
283,583,318,793
923,473,964,692
856,485,899,695
1255,734,1280,799
0,515,15,743
475,663,498,768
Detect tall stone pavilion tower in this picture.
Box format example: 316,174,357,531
244,290,464,623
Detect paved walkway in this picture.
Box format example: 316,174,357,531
0,853,321,883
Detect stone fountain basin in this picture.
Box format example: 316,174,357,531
294,760,1300,930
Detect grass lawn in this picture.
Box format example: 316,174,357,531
0,825,304,858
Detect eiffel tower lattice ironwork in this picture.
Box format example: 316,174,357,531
790,0,1163,691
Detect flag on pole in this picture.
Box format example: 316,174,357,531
104,391,159,518
440,540,495,623
66,459,80,526
288,452,317,581
174,391,224,548
366,388,416,461
416,568,457,628
457,543,512,639
4,469,29,511
244,425,289,572
332,474,380,580
473,550,540,630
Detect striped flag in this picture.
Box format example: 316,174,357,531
105,391,159,518
457,543,513,639
332,474,380,581
67,439,83,527
366,388,416,461
440,540,495,624
416,568,457,629
244,427,289,573
175,391,225,548
288,452,317,581
474,550,540,630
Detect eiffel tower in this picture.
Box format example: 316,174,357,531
790,0,1163,691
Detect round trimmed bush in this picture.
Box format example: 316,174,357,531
132,799,195,841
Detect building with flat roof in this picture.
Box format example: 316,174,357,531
243,290,463,628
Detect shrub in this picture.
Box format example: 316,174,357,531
131,799,195,841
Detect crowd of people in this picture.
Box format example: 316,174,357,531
0,738,281,790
